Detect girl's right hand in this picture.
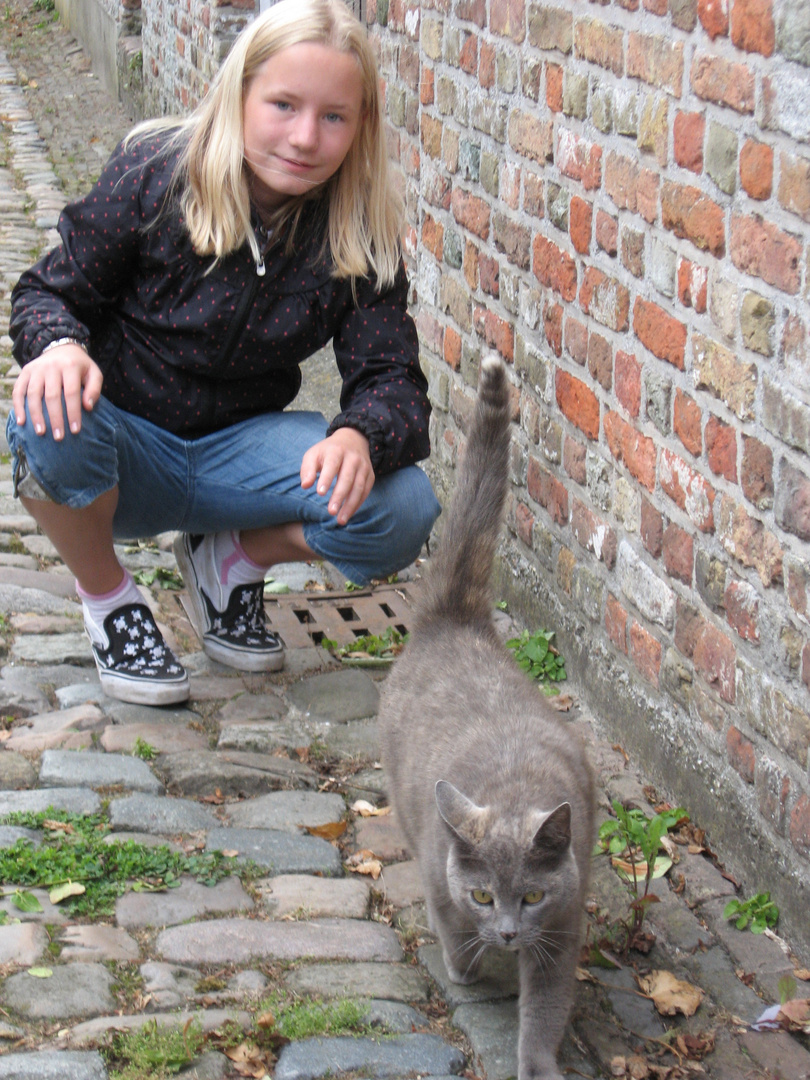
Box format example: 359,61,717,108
12,344,104,441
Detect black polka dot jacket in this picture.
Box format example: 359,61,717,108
9,135,431,477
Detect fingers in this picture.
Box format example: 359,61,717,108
12,347,102,439
300,429,375,525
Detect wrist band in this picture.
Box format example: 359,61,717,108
40,337,88,355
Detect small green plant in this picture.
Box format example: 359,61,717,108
32,0,56,10
0,810,241,917
132,737,157,761
594,800,688,955
506,628,566,688
322,626,407,663
132,566,183,591
106,1017,204,1079
723,891,779,934
259,992,369,1040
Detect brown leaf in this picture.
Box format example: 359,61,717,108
548,693,574,712
304,820,348,841
344,848,382,879
221,849,240,858
637,970,704,1017
256,1010,276,1029
612,744,630,764
675,1030,715,1060
735,969,756,987
794,968,810,981
201,790,225,804
575,966,598,983
610,1056,627,1077
778,998,810,1032
627,1056,650,1079
351,800,391,817
43,820,74,834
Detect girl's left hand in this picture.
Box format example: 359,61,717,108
300,427,375,525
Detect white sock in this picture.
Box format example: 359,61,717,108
78,569,144,627
214,531,270,590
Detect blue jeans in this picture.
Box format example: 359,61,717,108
6,399,441,586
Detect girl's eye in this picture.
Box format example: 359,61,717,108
472,889,493,905
523,890,544,905
324,112,344,123
274,101,292,112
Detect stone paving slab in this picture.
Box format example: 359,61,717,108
204,826,342,875
0,887,70,925
157,917,403,965
108,791,218,833
38,748,165,793
100,720,209,755
0,1051,108,1080
115,873,254,929
0,786,101,816
451,1000,518,1080
159,749,317,796
274,1033,466,1080
4,704,107,752
284,960,430,1003
0,922,47,965
67,1007,253,1047
224,790,346,830
257,872,370,919
58,925,141,963
1,962,117,1018
287,668,380,722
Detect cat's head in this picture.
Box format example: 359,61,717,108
434,779,580,955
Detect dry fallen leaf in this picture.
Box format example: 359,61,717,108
304,820,348,841
351,799,391,817
637,970,704,1017
794,968,810,981
221,849,240,858
675,1030,715,1060
225,1040,272,1078
778,997,810,1033
344,848,382,879
43,820,74,834
548,693,574,712
255,1010,276,1029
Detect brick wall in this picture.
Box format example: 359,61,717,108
368,0,810,955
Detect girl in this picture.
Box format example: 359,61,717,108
7,0,439,706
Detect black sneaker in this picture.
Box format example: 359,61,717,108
173,532,285,672
84,601,190,705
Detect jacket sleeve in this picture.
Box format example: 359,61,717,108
327,261,432,477
9,138,159,364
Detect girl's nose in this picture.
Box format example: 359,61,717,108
289,113,318,151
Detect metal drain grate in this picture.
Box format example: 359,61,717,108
264,582,417,649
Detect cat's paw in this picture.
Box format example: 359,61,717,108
442,950,481,985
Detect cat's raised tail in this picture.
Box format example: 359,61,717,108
418,353,512,628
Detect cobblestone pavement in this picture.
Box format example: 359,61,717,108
0,4,809,1079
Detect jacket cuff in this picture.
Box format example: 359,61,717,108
327,413,388,474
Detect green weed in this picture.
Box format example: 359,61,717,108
105,1017,204,1079
322,625,407,663
132,566,183,591
506,628,566,689
260,992,370,1040
132,737,157,761
0,810,240,917
723,891,779,934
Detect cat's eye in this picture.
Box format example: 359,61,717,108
523,890,545,905
472,889,493,905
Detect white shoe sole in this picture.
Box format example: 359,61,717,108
173,533,285,673
97,669,190,706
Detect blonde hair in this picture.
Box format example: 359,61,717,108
129,0,402,289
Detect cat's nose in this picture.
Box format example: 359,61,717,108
500,929,517,942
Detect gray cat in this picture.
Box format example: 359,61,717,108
379,354,596,1080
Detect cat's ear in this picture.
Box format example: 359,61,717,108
435,780,489,844
531,802,572,854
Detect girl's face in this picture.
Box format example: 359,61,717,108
243,42,364,212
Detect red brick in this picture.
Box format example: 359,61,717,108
622,229,645,278
557,129,602,190
573,17,624,76
643,0,667,14
422,213,444,260
451,188,491,240
661,181,725,258
444,325,462,371
627,32,684,96
641,498,663,557
705,416,738,482
638,169,660,224
571,499,617,567
500,162,521,210
603,411,657,491
698,0,728,38
789,794,810,858
459,33,478,75
463,241,479,291
606,594,629,653
740,140,773,201
661,448,716,532
634,298,687,369
677,258,708,313
596,210,618,256
693,622,736,702
479,254,500,297
556,370,600,440
588,332,612,391
546,62,563,112
630,622,662,687
717,496,783,587
741,435,774,511
565,317,588,366
691,53,755,114
479,41,496,88
515,500,535,547
731,0,775,57
673,111,705,173
493,212,531,270
416,308,444,356
730,213,801,294
564,435,587,483
527,455,569,525
532,235,578,301
456,0,486,27
615,350,641,418
777,460,810,543
420,66,435,105
473,304,514,360
725,580,760,642
727,726,756,783
524,172,544,218
663,522,694,584
676,599,706,658
605,151,639,211
569,196,592,255
674,389,703,456
544,301,563,358
579,267,630,332
509,110,553,165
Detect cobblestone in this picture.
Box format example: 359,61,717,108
0,3,809,1079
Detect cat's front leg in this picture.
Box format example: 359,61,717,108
430,905,483,984
517,942,576,1080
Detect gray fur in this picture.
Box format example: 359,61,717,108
379,354,596,1080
